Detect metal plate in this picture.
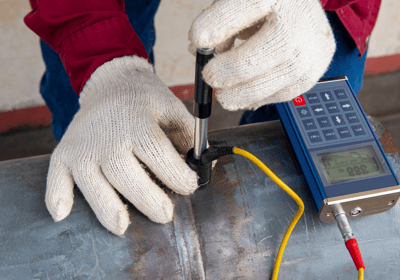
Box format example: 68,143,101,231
1,121,400,279
319,185,400,223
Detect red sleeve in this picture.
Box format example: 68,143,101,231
24,0,149,94
320,0,381,56
320,0,358,10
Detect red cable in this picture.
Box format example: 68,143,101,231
345,238,365,270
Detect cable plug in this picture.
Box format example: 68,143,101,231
345,238,365,271
202,146,234,162
332,205,365,278
187,146,234,187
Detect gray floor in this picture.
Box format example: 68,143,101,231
1,71,399,161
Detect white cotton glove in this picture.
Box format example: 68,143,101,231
46,56,198,235
189,0,336,110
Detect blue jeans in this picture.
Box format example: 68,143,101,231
239,11,368,125
39,0,161,142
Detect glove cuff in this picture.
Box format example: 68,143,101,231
80,55,154,102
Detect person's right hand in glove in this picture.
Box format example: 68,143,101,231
46,56,199,235
189,0,336,111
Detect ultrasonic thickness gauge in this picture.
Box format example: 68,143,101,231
276,77,400,223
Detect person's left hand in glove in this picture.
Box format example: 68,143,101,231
189,0,336,111
45,56,199,236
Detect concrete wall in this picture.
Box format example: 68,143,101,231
153,0,213,86
0,0,399,112
368,0,400,57
0,0,45,112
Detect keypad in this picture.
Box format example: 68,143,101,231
337,127,351,138
320,91,334,102
331,115,345,126
322,129,337,141
334,89,347,100
339,101,353,111
297,107,311,118
351,125,366,136
292,86,369,146
308,131,322,143
311,105,325,116
302,119,317,130
326,103,340,114
305,93,320,104
317,117,331,128
345,112,359,123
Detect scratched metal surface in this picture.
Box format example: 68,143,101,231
1,121,400,279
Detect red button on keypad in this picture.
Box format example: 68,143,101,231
293,95,306,106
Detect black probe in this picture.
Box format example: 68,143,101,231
187,48,219,186
192,47,215,159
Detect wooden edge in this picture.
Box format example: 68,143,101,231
0,85,198,133
364,54,400,76
0,105,52,134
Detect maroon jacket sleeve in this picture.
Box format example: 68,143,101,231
320,0,381,56
24,0,149,94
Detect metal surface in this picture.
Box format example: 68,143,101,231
1,121,400,279
194,117,208,160
319,185,400,223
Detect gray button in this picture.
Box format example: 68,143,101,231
326,103,340,114
317,117,331,128
345,112,359,123
331,115,345,126
305,93,320,104
334,89,347,100
308,131,322,143
322,129,337,141
337,127,352,138
340,101,353,111
297,107,311,118
302,119,317,130
320,91,334,102
351,125,366,136
311,105,325,116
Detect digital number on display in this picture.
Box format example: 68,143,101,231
317,146,384,183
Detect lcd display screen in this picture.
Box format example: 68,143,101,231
317,146,384,183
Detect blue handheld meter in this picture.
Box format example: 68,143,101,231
276,77,400,223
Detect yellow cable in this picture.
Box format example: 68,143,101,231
358,268,364,280
232,148,305,280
